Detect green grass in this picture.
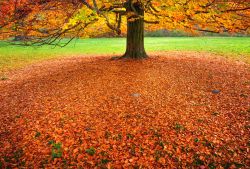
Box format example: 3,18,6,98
0,37,249,72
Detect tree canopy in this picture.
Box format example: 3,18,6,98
0,0,249,46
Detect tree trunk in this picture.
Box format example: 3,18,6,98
122,2,147,59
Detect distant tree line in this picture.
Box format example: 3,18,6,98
144,29,250,37
93,29,249,38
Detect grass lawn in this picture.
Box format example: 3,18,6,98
0,37,249,72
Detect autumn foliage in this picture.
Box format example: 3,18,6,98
0,0,249,41
0,1,249,167
0,52,249,168
0,0,249,59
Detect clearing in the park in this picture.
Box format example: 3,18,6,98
0,0,249,168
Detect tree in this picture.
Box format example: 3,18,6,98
0,0,249,59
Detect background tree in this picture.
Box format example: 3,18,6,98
0,0,249,59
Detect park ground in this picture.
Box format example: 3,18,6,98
0,37,249,168
0,37,249,73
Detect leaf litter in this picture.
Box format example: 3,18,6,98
0,52,249,168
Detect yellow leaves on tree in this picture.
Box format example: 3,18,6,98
1,0,249,39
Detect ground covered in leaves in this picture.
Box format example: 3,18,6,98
0,52,249,168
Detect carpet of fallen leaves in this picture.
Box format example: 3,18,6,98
0,52,249,168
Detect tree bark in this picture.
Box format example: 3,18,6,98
122,2,147,59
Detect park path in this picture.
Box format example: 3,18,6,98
0,52,249,168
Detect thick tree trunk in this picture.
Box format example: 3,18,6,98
122,2,147,59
